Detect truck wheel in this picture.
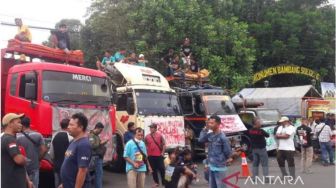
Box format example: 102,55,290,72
240,135,253,161
106,134,125,173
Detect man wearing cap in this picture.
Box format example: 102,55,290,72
275,116,296,178
1,113,33,188
89,122,108,188
145,123,166,187
137,54,148,67
17,116,48,188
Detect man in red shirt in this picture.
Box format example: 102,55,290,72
145,123,166,187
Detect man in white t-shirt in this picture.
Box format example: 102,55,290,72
276,116,296,178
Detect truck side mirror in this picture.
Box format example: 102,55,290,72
199,103,205,113
25,83,37,100
221,101,226,109
126,98,135,115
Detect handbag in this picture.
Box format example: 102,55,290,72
132,138,148,163
21,131,54,171
132,138,149,173
312,124,326,149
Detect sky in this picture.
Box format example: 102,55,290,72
0,0,91,48
0,0,335,49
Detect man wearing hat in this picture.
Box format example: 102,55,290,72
275,116,296,178
89,122,108,188
145,123,166,187
1,113,33,188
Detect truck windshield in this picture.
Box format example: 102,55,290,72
257,110,281,124
203,95,237,115
135,90,181,116
42,71,110,105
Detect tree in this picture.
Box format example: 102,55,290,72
83,0,256,91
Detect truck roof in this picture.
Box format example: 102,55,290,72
107,63,170,88
3,40,84,66
9,62,107,77
174,85,226,95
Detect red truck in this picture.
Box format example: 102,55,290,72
1,40,117,170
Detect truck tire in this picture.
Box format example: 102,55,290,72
106,134,125,173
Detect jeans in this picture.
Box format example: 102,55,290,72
320,142,335,164
54,172,61,188
148,156,165,185
127,170,146,188
300,146,313,172
276,150,295,178
28,169,39,188
252,148,269,178
204,169,209,182
95,158,103,188
209,170,226,188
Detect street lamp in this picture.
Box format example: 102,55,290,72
264,80,269,88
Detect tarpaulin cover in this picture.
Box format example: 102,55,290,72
232,85,322,116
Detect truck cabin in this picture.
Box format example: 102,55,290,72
178,86,236,117
239,108,281,129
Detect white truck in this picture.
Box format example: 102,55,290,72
106,63,185,171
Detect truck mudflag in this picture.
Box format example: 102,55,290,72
144,116,185,148
252,65,320,84
52,107,114,162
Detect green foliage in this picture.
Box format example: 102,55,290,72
78,0,334,89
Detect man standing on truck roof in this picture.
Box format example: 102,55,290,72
59,113,92,188
145,123,166,187
55,23,71,54
199,115,233,188
248,117,270,182
17,116,48,188
275,116,296,179
1,113,33,188
49,118,73,188
14,18,32,42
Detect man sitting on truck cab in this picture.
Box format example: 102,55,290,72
96,50,114,71
14,18,32,42
54,23,71,54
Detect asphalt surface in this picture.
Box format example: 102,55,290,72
102,152,336,188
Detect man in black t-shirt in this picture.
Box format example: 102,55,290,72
296,118,313,173
165,149,195,188
248,117,269,181
1,113,32,188
49,118,72,188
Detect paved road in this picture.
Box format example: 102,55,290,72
103,153,335,188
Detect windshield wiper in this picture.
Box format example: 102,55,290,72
81,100,110,107
51,99,80,104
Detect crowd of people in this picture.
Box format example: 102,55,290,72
161,38,200,78
1,111,335,188
95,49,148,71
